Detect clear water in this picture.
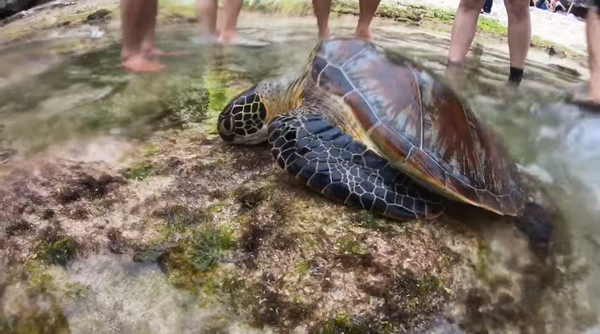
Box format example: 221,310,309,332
1,15,599,333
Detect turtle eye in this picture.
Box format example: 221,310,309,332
217,114,235,142
222,116,233,132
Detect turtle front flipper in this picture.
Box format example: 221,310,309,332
267,113,445,220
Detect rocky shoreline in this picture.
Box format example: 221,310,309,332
0,1,598,333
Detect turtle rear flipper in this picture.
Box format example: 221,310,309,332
267,113,445,220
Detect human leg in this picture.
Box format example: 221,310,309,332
218,0,244,43
504,0,531,84
312,0,332,39
447,0,485,66
197,0,219,36
355,0,381,40
140,0,160,56
121,0,164,72
138,0,189,57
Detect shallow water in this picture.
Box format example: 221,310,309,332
1,15,599,333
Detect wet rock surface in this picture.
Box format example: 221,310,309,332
0,125,596,333
0,1,597,333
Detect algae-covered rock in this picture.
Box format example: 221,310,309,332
1,118,594,333
0,2,595,332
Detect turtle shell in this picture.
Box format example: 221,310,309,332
308,38,524,216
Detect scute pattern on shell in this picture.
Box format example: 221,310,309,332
307,39,524,215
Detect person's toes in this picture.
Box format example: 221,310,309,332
121,55,166,73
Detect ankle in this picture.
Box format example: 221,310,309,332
141,41,155,53
508,66,524,84
219,29,238,41
446,59,464,68
122,49,140,61
355,25,371,38
318,26,330,38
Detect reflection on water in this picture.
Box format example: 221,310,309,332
0,16,599,333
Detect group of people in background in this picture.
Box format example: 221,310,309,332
119,0,600,104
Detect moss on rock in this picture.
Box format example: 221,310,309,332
34,236,79,267
123,161,154,181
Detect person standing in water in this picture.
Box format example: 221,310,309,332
120,0,168,72
196,0,246,44
311,0,381,40
447,0,531,85
120,0,246,73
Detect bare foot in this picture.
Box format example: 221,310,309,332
318,27,331,40
355,28,372,42
218,31,239,44
121,54,165,73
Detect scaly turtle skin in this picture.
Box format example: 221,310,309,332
217,38,525,220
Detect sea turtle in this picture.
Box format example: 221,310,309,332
216,38,525,221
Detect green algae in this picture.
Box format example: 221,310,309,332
0,315,10,333
321,314,372,334
34,236,79,267
2,308,70,334
203,69,246,137
0,260,74,334
164,80,210,125
26,261,55,292
334,234,366,255
243,0,313,14
376,3,455,23
476,239,491,279
242,0,562,53
189,226,236,271
63,282,92,301
296,260,310,275
352,267,451,330
206,201,228,214
0,4,118,45
156,223,237,299
154,205,210,228
477,16,508,36
223,278,311,328
142,144,161,157
159,0,198,21
124,161,154,181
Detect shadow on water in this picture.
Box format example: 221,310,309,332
1,17,600,334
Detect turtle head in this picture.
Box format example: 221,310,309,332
218,77,300,145
217,83,271,145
